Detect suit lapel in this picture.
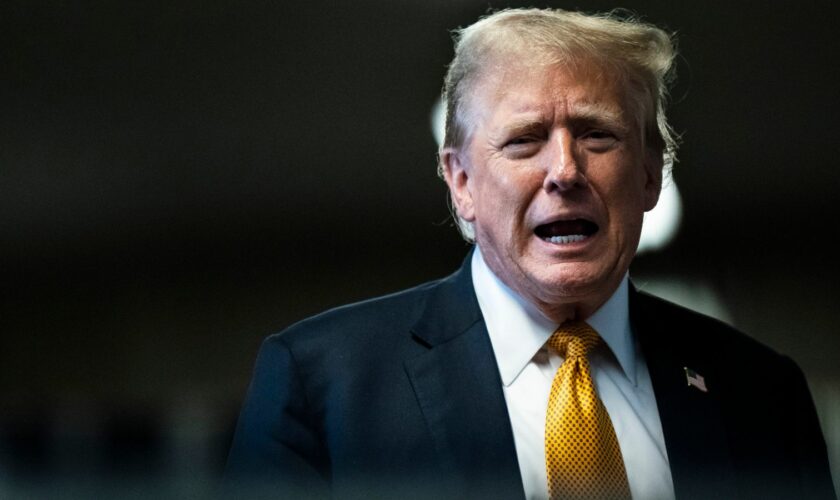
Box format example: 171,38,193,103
631,288,738,499
404,254,525,499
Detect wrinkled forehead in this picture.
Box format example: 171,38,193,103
460,54,642,140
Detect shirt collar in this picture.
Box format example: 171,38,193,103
471,246,637,387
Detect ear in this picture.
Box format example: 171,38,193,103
643,148,663,212
440,147,476,222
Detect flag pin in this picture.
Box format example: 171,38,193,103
684,367,708,393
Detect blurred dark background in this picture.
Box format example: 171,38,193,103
1,0,838,496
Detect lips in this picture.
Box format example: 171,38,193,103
534,218,599,244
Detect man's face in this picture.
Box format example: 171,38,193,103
443,60,661,320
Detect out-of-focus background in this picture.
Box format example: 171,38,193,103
2,0,838,496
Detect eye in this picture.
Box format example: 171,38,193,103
584,130,614,140
507,135,540,146
580,129,619,150
502,134,543,158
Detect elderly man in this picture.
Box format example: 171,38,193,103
225,8,834,500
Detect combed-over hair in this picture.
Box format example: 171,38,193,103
439,8,678,241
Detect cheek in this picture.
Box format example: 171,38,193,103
473,170,540,238
497,165,545,200
597,166,648,226
476,167,525,209
498,173,544,229
485,164,517,191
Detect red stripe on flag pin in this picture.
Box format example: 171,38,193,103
684,367,708,392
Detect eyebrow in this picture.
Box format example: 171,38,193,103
501,116,547,135
483,111,548,144
492,103,630,140
567,102,629,132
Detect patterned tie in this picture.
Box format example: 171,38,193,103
545,321,631,500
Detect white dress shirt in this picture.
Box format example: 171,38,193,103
471,247,676,500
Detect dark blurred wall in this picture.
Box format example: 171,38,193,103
1,0,838,492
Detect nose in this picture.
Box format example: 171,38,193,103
542,130,588,192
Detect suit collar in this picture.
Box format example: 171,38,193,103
409,250,484,347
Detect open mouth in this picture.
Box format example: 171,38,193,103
534,218,599,244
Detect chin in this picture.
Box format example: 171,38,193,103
527,262,614,303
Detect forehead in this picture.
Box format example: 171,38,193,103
466,58,633,131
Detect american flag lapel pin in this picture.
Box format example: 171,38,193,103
684,367,708,393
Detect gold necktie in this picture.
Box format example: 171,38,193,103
545,321,631,500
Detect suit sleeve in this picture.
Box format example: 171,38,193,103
224,335,330,498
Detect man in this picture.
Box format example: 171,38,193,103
225,8,835,499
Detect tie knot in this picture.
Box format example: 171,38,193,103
547,321,600,359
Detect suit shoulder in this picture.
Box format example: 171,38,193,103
633,289,788,365
266,276,445,349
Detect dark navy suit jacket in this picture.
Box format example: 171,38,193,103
225,254,835,499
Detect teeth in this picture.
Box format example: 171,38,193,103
546,234,587,244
